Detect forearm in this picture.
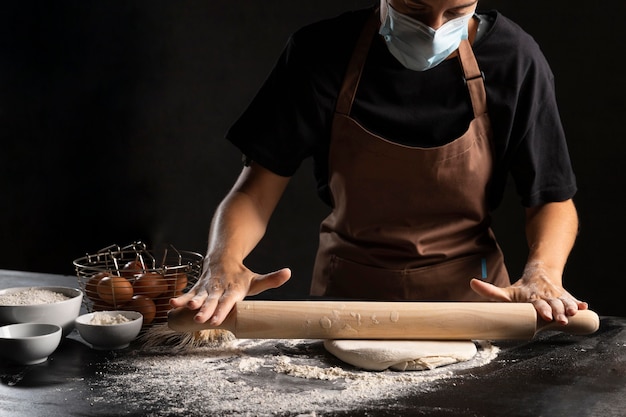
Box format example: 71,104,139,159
170,163,292,324
206,190,270,269
205,163,290,271
524,199,579,282
471,198,585,320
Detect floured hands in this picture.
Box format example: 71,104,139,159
170,262,291,326
470,262,588,324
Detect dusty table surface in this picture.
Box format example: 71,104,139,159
1,269,625,417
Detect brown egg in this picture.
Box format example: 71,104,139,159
85,272,107,301
164,272,188,296
120,259,145,278
123,295,156,325
97,275,134,306
133,272,168,299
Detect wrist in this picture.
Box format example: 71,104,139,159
522,260,563,285
205,255,246,276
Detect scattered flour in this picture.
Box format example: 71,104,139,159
84,337,499,416
0,288,70,305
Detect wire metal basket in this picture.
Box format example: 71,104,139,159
73,241,203,327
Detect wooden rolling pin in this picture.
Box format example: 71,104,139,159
167,301,600,340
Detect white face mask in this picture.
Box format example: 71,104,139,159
379,5,473,71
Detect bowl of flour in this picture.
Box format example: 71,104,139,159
75,310,143,350
0,286,83,337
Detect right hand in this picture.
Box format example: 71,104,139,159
169,262,291,326
170,161,292,326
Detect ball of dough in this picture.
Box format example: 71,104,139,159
323,339,477,371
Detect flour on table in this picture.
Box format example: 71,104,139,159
83,337,499,416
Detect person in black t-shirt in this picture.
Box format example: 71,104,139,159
171,0,588,328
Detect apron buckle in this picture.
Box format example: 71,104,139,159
463,71,485,85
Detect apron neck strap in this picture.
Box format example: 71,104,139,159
335,10,380,116
457,39,487,117
336,10,488,118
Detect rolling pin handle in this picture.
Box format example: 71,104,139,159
536,309,600,336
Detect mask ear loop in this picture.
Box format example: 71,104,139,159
380,0,389,25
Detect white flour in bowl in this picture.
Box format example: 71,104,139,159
0,288,70,305
89,312,132,325
85,338,499,416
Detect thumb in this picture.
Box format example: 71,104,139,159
470,278,513,302
248,267,292,296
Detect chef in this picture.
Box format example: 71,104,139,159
171,0,588,327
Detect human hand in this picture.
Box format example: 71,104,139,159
470,263,588,325
169,262,291,326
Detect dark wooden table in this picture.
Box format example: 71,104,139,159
1,269,624,417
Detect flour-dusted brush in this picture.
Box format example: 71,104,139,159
138,323,235,352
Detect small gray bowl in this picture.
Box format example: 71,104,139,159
75,311,143,350
0,323,63,365
0,286,83,337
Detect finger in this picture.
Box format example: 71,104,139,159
207,296,239,326
207,269,292,325
185,288,214,310
532,298,554,322
469,278,513,302
567,293,589,313
248,268,292,296
169,288,199,307
548,297,568,325
193,301,218,323
576,300,589,311
193,276,237,323
560,296,588,316
202,277,249,325
193,289,221,324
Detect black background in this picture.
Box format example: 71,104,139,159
1,1,623,316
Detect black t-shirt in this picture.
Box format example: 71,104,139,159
226,7,577,209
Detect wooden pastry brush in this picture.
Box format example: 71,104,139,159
138,323,235,352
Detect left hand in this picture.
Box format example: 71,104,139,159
470,263,588,324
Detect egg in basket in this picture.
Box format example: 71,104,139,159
73,241,203,327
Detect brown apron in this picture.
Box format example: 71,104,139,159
311,11,511,301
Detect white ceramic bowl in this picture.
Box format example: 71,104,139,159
0,323,63,365
0,286,83,337
75,311,143,350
